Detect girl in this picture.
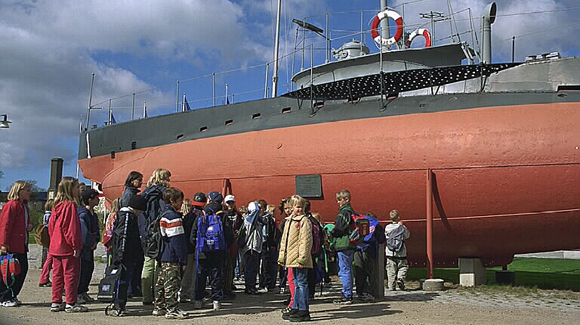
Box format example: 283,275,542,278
48,177,88,313
278,195,313,322
39,199,55,287
0,181,33,307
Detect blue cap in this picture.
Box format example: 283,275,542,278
207,191,223,204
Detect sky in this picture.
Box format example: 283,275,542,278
1,0,579,191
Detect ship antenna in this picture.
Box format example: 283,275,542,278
271,0,282,98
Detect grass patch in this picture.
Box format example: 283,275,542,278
408,257,580,292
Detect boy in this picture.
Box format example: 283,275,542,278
107,195,147,316
331,190,356,304
153,187,188,319
385,210,411,291
77,188,100,304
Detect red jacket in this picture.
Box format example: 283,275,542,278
49,201,83,257
0,200,31,254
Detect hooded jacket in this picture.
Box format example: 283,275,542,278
77,206,100,260
159,205,187,265
49,201,83,257
278,214,313,268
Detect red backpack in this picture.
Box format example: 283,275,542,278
0,254,21,297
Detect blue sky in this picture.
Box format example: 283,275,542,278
1,0,579,191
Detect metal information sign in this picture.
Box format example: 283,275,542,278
295,174,322,198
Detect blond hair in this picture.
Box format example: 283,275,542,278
335,190,351,201
7,181,31,201
288,194,306,210
110,198,121,214
181,199,192,215
54,177,80,206
266,204,275,216
311,212,321,223
389,210,400,222
44,199,55,211
147,168,171,187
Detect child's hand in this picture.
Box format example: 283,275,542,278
73,249,80,258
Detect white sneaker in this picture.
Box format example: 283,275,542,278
212,300,221,311
13,298,22,306
50,302,65,312
257,287,268,293
2,300,18,307
165,308,188,319
65,304,88,313
152,308,166,316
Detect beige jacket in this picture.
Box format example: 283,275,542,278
278,214,313,269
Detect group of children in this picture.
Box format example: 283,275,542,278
1,171,411,322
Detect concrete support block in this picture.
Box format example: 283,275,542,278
495,270,516,285
423,279,444,291
459,257,486,287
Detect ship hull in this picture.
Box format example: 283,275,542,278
79,99,580,267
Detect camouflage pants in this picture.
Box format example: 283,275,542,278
154,262,182,311
386,257,408,290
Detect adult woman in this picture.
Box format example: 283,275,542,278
0,181,33,307
120,171,143,208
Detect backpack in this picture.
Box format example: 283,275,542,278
349,213,374,246
34,224,50,248
0,254,21,285
144,210,171,261
196,210,226,253
308,216,324,256
97,265,123,303
386,225,407,253
142,187,166,260
322,224,336,251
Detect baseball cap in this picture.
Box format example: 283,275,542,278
224,195,235,203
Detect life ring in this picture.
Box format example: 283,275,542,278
406,28,432,48
370,10,404,47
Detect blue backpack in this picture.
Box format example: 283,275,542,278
353,215,380,250
196,211,226,253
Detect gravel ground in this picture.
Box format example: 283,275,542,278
1,245,578,325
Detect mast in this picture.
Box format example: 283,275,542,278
271,0,282,98
380,0,390,50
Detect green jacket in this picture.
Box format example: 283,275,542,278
331,203,356,251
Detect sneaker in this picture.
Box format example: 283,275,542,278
257,287,268,294
50,302,65,312
65,304,88,313
397,280,406,291
289,310,311,322
13,298,22,306
165,308,188,319
152,307,167,316
212,300,221,311
192,300,204,309
107,306,126,317
281,308,298,320
281,306,292,314
2,300,18,307
39,282,52,287
76,295,87,304
279,287,286,294
333,297,352,305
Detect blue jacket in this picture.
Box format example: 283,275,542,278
159,206,187,265
77,206,100,260
120,186,140,208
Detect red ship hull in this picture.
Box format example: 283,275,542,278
79,102,580,266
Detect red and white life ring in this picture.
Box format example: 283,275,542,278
370,10,404,47
407,28,432,48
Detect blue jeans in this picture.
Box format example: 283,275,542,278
291,268,309,311
337,250,354,299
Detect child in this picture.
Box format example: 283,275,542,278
77,188,100,304
107,195,147,316
278,195,313,322
153,187,188,319
48,177,88,312
385,210,410,291
258,203,279,293
0,181,33,307
39,199,55,287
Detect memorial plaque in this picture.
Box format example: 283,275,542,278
295,174,322,198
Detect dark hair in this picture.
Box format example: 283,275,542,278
278,198,289,215
304,199,311,213
124,171,143,187
257,199,267,210
163,187,184,204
